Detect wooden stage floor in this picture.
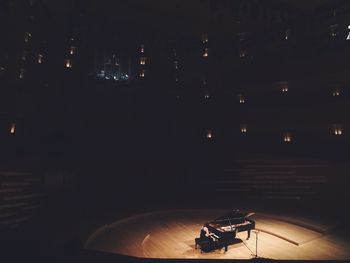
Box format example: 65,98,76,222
84,209,350,260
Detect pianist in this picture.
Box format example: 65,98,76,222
201,223,218,242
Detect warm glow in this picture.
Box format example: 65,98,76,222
240,124,247,133
202,48,209,58
204,93,210,99
140,57,146,65
140,69,145,78
334,126,343,136
85,209,350,259
69,46,76,55
65,59,72,68
334,129,342,136
202,33,208,44
38,54,43,64
280,82,289,93
206,130,213,139
141,44,145,53
238,94,245,104
10,123,16,134
332,89,340,97
284,133,292,143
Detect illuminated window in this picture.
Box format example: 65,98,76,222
202,48,209,58
333,125,343,136
206,130,213,139
69,46,76,55
283,133,292,143
65,59,72,68
37,54,44,64
238,94,245,104
203,90,210,99
174,60,178,69
240,124,247,133
140,44,145,53
9,123,16,134
140,57,146,65
279,81,289,93
202,33,208,44
24,32,32,43
347,25,350,40
332,88,340,97
140,69,145,78
18,68,25,79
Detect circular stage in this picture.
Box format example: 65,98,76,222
84,209,350,260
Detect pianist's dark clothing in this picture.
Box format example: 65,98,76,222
200,227,214,242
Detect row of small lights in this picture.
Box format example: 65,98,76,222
139,44,146,78
200,86,342,102
13,33,349,98
14,32,78,79
64,40,77,69
19,37,344,104
236,87,342,103
200,33,344,101
203,84,341,104
15,23,350,77
5,122,343,139
205,125,344,142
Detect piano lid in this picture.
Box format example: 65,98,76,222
213,210,255,223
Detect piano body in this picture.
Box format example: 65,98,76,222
207,210,255,251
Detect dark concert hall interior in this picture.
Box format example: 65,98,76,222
1,0,350,262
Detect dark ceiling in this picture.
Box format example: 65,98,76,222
280,0,334,9
35,0,346,39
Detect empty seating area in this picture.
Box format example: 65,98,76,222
0,170,43,228
213,154,334,201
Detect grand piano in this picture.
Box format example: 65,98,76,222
207,210,255,252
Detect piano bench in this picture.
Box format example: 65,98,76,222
195,238,213,253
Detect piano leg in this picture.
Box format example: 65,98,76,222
247,229,251,240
